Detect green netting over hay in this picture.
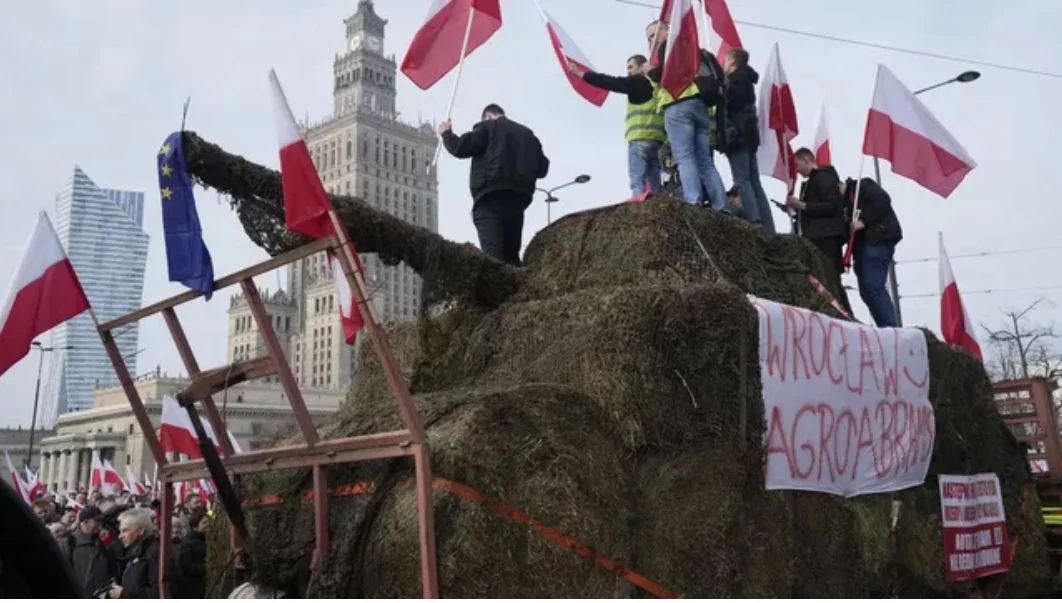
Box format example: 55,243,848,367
185,134,1052,597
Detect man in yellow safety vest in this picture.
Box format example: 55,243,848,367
568,55,667,197
645,20,728,210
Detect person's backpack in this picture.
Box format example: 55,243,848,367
694,49,726,107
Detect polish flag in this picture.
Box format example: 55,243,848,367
4,451,30,505
103,460,127,493
24,467,46,502
270,69,365,342
756,43,798,193
863,64,976,198
813,102,832,166
0,211,90,378
939,235,982,361
126,466,147,497
401,0,503,90
536,6,608,107
159,395,243,459
658,0,700,99
89,451,110,494
702,0,743,64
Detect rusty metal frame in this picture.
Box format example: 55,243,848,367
94,235,439,598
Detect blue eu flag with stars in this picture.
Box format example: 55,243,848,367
157,131,214,299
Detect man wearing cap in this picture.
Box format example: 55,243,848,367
69,504,119,597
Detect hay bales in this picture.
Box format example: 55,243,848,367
210,188,1051,596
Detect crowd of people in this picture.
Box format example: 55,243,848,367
31,488,210,598
438,18,904,329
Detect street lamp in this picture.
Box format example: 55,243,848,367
537,174,591,224
26,341,74,468
877,70,980,327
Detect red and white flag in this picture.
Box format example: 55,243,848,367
24,466,46,502
863,64,976,198
125,466,147,497
159,395,243,459
0,212,90,378
702,0,743,64
401,0,503,90
103,459,127,493
270,70,365,342
535,5,608,107
4,451,30,505
813,102,832,166
657,0,700,99
939,234,982,361
756,43,798,193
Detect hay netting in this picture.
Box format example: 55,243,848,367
183,132,1050,596
239,384,633,598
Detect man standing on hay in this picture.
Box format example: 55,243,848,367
439,104,550,267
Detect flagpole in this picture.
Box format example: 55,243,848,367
841,155,867,269
431,6,477,170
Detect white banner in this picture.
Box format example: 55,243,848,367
751,296,935,497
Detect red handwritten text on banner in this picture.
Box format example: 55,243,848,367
938,473,1010,582
750,296,934,496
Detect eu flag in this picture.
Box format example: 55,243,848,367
157,131,214,299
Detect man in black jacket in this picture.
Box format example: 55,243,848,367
109,508,162,598
567,55,665,198
439,104,550,266
786,147,852,315
722,48,774,233
844,177,903,327
69,505,119,597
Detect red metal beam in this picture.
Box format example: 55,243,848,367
161,308,236,456
312,465,329,570
239,278,319,446
97,237,336,333
97,328,166,466
413,443,440,598
160,430,413,482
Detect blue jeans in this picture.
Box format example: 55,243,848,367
663,101,726,209
854,241,898,327
627,140,663,196
727,148,776,234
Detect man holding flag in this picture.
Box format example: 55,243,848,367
567,55,666,198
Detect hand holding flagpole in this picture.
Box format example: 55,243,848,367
431,6,477,171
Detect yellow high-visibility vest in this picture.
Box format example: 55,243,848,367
625,81,666,144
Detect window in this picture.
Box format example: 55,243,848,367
375,138,380,163
346,140,353,159
314,298,320,313
285,316,291,330
384,142,390,166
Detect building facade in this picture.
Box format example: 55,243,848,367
0,427,55,489
992,378,1062,479
37,374,343,493
53,166,149,414
232,0,439,391
228,288,298,386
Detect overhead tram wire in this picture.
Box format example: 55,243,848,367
613,0,1062,81
902,285,1062,300
895,244,1062,265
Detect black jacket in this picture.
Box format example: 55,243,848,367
173,531,206,599
442,116,549,207
118,535,161,598
723,64,760,152
797,166,848,241
844,177,903,245
582,71,654,104
69,531,118,596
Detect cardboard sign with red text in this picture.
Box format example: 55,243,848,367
938,473,1010,582
750,296,934,497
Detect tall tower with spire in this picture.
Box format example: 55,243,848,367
233,1,438,392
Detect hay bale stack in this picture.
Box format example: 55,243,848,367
231,196,1050,597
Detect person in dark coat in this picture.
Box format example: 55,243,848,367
109,508,162,599
786,148,853,315
722,48,773,233
843,177,903,327
439,104,550,266
173,510,207,598
69,505,119,597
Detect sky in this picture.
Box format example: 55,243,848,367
1,0,1060,428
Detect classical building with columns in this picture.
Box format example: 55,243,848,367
0,427,56,489
37,373,343,494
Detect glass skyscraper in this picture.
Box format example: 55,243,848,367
52,166,149,414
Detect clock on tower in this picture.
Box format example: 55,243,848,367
366,34,382,53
